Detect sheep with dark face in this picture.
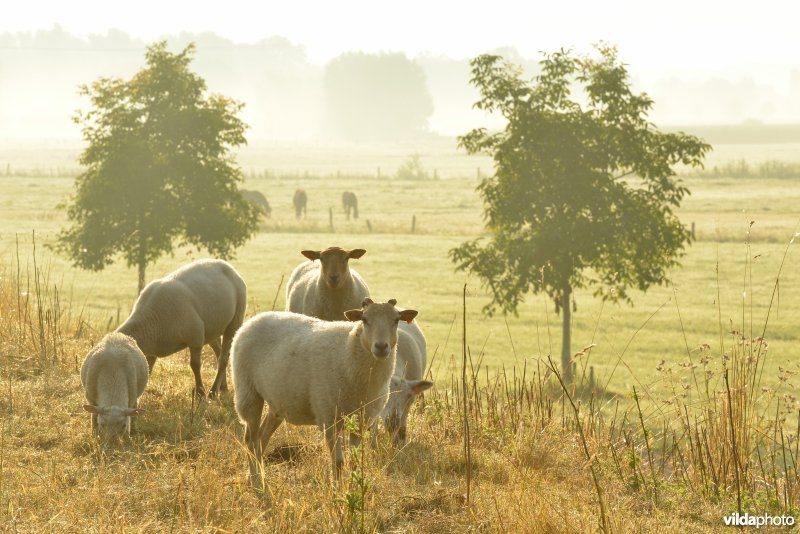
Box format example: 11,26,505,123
286,247,369,322
81,332,148,440
116,259,246,398
232,298,418,487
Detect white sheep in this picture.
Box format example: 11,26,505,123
232,298,418,487
117,259,247,398
381,319,434,447
285,247,369,321
81,332,149,439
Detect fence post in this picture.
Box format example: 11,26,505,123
691,222,696,240
366,220,372,233
411,214,416,234
329,207,334,231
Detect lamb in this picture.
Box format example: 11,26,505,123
232,298,418,486
81,332,148,439
285,247,369,321
116,259,247,398
381,319,434,447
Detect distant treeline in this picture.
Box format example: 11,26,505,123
690,159,800,179
668,123,800,144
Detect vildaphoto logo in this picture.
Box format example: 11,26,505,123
723,512,795,528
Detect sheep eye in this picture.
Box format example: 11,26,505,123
361,318,369,325
394,318,400,324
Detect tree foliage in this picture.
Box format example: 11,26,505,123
449,46,710,376
56,42,259,291
323,52,433,141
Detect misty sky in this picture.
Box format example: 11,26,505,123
5,0,798,68
3,0,800,139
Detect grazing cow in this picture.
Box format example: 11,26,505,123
241,189,271,218
342,191,359,220
293,189,307,219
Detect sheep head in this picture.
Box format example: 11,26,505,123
383,377,434,447
83,404,144,440
344,299,418,359
301,247,366,289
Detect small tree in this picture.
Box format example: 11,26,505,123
450,46,710,381
57,42,259,292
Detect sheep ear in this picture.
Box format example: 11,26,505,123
398,309,418,324
302,250,321,261
344,309,363,321
125,408,145,417
388,298,397,306
83,404,99,414
348,248,366,259
361,297,374,308
409,380,434,395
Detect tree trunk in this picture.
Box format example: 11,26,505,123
137,260,146,294
561,284,572,383
137,227,146,294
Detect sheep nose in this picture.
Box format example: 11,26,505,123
328,275,340,285
373,341,389,356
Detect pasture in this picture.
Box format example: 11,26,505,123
1,140,800,531
1,143,799,395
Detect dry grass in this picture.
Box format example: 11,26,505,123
5,248,795,532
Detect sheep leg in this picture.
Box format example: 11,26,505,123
258,411,283,451
146,355,157,374
323,423,344,481
189,346,206,398
242,400,265,490
91,413,98,436
209,336,231,398
370,419,379,448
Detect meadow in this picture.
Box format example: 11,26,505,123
1,140,800,531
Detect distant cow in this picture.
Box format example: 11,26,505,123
342,191,358,220
293,189,307,219
241,189,271,218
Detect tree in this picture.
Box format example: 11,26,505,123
323,52,433,141
56,42,259,292
449,46,711,381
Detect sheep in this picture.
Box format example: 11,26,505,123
293,188,307,219
232,298,418,486
241,189,271,218
285,247,369,321
81,332,148,440
342,191,358,220
116,259,246,398
381,319,434,447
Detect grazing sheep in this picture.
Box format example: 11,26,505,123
117,259,246,398
232,298,418,486
286,247,369,321
342,191,359,220
81,332,148,440
241,189,271,218
293,189,307,219
381,319,434,447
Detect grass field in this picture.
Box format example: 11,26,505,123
1,151,799,396
1,140,800,531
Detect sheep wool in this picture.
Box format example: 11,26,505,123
232,298,418,487
80,332,149,439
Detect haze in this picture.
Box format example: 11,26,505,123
3,0,800,140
